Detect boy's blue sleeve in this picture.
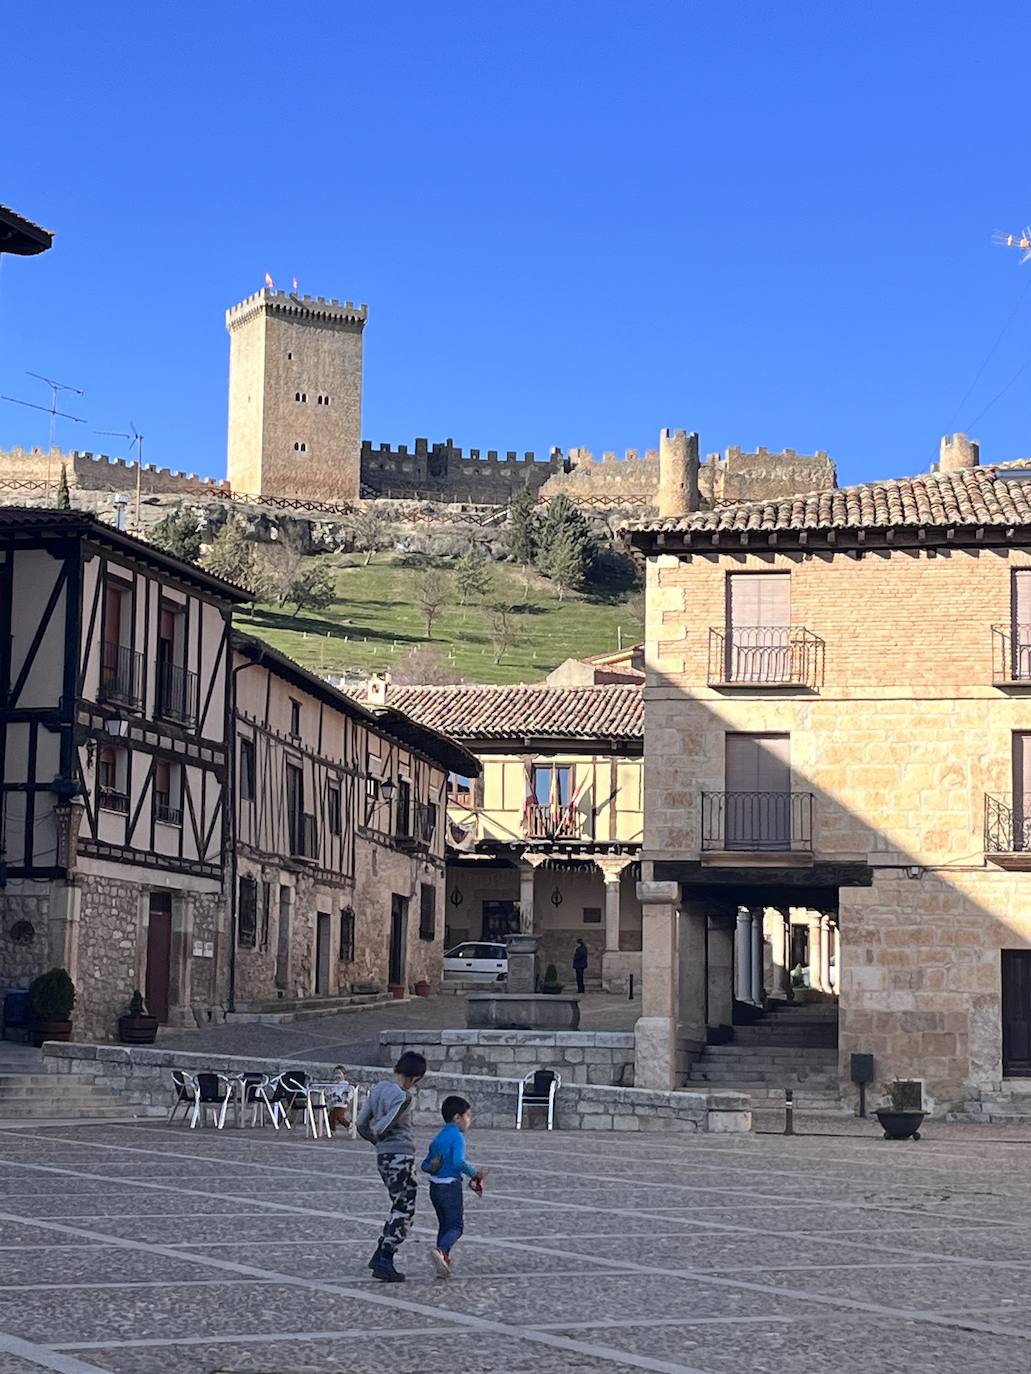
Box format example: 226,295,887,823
454,1131,477,1178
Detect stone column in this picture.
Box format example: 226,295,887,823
807,912,823,992
749,910,764,1006
830,924,841,994
678,903,708,1055
47,883,81,984
635,880,680,1090
764,908,789,998
734,909,751,1003
820,915,833,993
602,871,622,955
518,860,537,935
706,914,735,1030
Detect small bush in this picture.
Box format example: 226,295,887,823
29,968,76,1020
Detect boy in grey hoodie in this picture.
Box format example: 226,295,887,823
356,1051,426,1282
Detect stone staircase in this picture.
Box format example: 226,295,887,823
686,1003,847,1112
0,1071,160,1122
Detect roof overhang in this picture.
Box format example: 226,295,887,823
623,523,1031,558
0,204,53,256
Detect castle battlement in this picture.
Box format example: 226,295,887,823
0,447,228,496
226,288,368,333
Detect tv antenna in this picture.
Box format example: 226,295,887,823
0,371,86,503
994,228,1031,263
97,422,144,532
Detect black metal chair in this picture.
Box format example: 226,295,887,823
195,1071,231,1129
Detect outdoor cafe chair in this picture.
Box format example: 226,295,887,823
237,1071,279,1129
516,1068,561,1131
194,1071,232,1129
169,1069,199,1125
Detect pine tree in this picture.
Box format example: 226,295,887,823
536,494,592,597
149,508,202,562
201,519,255,589
507,486,538,566
55,464,71,510
456,544,492,605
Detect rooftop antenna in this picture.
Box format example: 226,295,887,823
994,229,1031,263
96,422,144,531
0,371,86,503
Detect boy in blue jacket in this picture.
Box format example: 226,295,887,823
420,1094,487,1278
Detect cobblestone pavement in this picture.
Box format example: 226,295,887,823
2,1120,1031,1372
157,991,641,1067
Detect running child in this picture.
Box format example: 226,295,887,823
356,1051,427,1283
420,1094,487,1278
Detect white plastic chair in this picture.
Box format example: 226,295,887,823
169,1070,199,1125
237,1072,279,1129
516,1068,560,1130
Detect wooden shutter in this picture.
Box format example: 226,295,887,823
725,734,790,849
728,574,789,629
1013,734,1031,849
1014,573,1031,678
727,575,790,681
1003,950,1031,1075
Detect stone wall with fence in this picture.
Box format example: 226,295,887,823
41,1042,749,1132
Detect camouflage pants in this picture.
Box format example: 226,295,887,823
376,1153,417,1256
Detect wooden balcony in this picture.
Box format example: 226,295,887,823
522,802,585,843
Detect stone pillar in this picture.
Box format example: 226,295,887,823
734,909,751,1003
47,883,81,984
505,934,538,995
820,915,833,993
706,914,735,1030
518,861,537,935
635,880,680,1090
807,912,823,992
749,910,764,1006
602,871,622,954
764,908,789,998
829,924,840,995
657,428,700,518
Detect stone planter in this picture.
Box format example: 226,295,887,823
413,980,431,998
32,1019,72,1047
118,1014,159,1045
540,984,563,996
467,992,580,1031
389,983,405,1000
875,1109,924,1141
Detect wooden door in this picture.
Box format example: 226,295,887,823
315,912,331,995
1012,734,1031,851
1014,572,1031,679
727,574,790,682
389,894,407,987
1002,950,1031,1075
145,893,173,1023
725,734,790,849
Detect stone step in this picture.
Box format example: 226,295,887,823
704,1044,837,1058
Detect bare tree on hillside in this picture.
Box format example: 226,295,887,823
413,566,453,639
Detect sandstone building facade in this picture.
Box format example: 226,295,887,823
624,433,1031,1118
373,668,644,990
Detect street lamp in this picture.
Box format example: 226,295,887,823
380,778,396,804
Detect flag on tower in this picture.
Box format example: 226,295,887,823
264,272,275,290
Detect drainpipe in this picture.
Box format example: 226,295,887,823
227,647,264,1014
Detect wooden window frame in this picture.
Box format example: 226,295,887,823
238,876,258,948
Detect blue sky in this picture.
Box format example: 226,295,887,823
2,2,1030,488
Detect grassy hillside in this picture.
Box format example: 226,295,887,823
238,553,642,684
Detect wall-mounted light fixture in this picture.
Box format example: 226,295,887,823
380,778,396,804
550,886,563,907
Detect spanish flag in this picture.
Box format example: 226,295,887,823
264,272,275,290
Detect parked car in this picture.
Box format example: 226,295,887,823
443,941,508,981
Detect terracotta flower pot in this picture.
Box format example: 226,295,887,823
413,980,431,998
389,983,405,1000
32,1019,72,1047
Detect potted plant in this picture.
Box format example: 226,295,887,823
540,963,563,995
118,989,159,1045
413,978,431,997
875,1079,925,1141
28,967,75,1046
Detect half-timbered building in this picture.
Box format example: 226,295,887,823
0,509,247,1039
231,633,478,1009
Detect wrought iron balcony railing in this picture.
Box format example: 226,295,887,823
289,812,318,860
156,658,198,724
99,641,143,707
702,791,814,853
154,799,183,827
98,786,130,815
707,626,824,688
523,801,585,842
991,625,1031,684
985,794,1031,854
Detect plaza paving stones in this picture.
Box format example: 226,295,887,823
2,1125,1031,1370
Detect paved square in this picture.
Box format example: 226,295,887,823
0,1121,1030,1372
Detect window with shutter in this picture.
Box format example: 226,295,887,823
238,877,257,947
1014,572,1031,680
724,734,790,849
727,574,790,682
419,883,436,941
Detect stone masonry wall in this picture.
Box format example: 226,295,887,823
380,1029,635,1087
0,889,51,988
0,447,228,496
643,538,1031,1112
74,874,143,1043
42,1041,750,1132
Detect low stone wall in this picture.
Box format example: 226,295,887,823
381,1029,635,1087
42,1043,749,1133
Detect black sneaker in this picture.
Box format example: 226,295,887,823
367,1244,383,1271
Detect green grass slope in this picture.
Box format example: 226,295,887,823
238,554,642,684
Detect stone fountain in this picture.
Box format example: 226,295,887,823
466,934,581,1031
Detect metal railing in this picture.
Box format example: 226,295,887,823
523,801,584,841
708,626,824,688
415,801,438,846
701,791,814,852
985,794,1031,853
99,641,143,706
289,812,318,860
991,625,1031,683
156,659,198,724
98,786,130,815
154,799,183,827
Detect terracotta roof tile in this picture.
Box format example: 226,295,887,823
622,466,1031,538
386,683,643,743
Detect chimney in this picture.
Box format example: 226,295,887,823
657,428,700,517
366,672,390,707
938,433,980,474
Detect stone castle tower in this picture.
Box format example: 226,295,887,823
226,288,367,502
